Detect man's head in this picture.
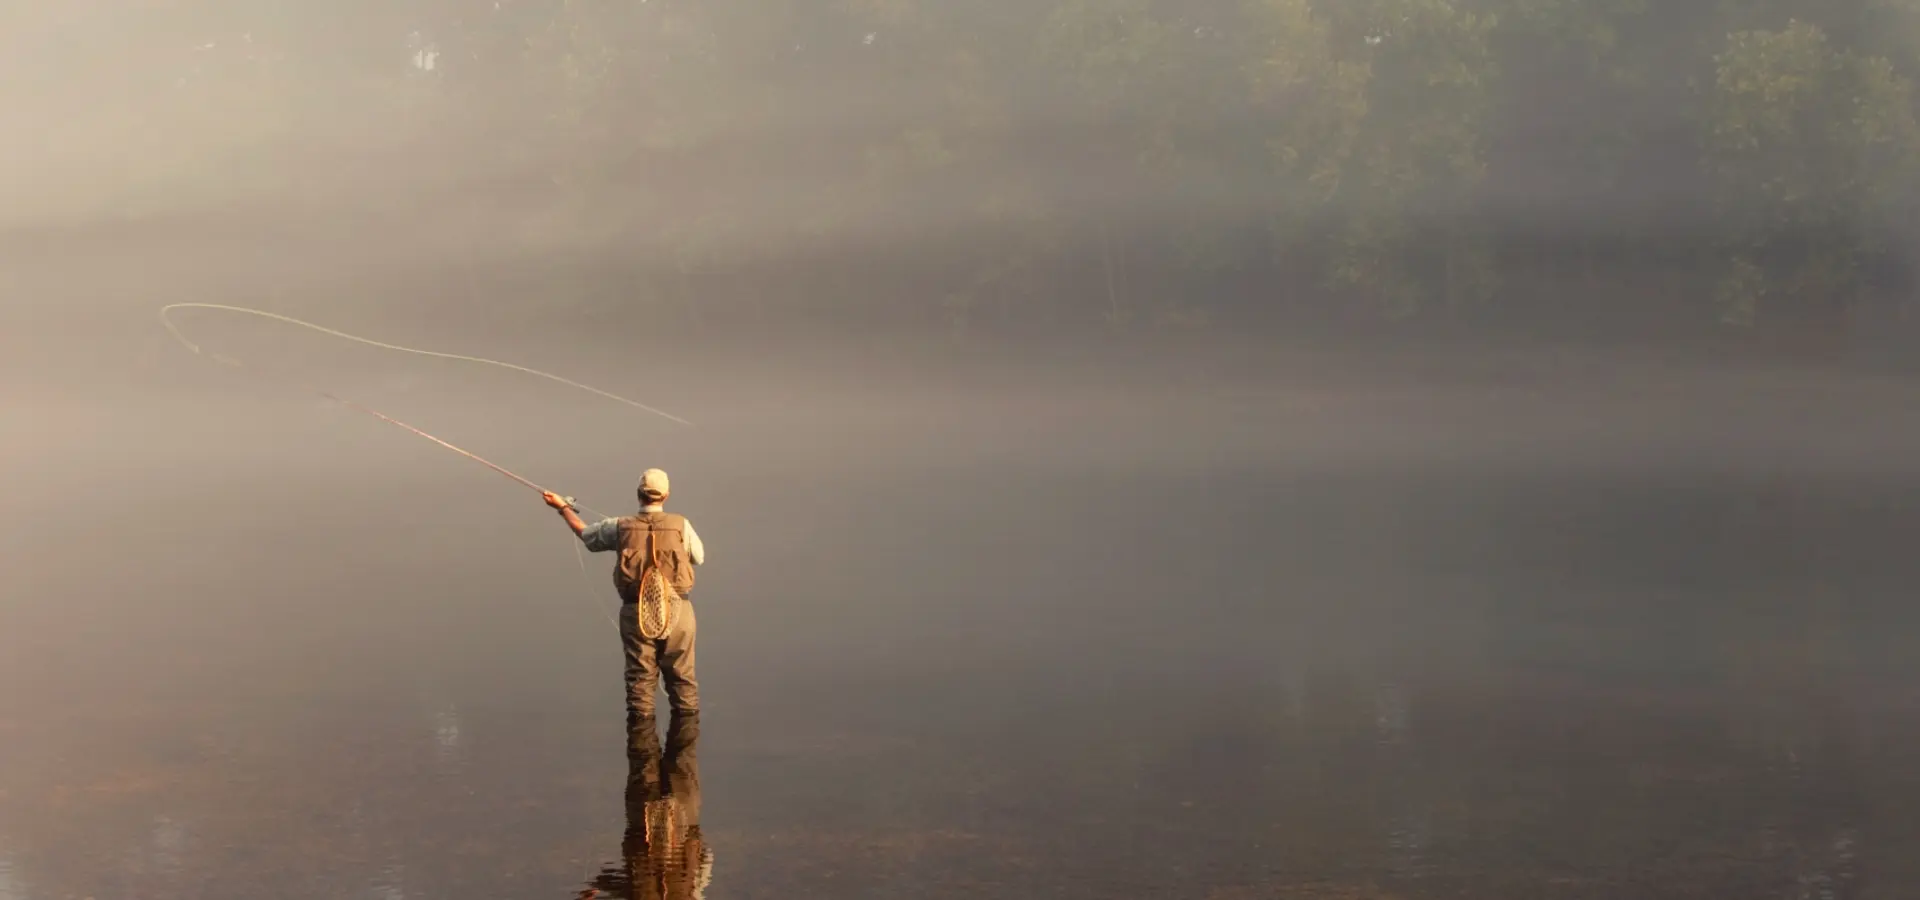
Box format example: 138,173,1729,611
638,468,672,506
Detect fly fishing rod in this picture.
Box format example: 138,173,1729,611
160,303,688,626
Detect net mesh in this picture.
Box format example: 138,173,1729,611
635,538,680,640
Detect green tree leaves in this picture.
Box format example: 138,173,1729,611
34,0,1920,340
1705,20,1920,330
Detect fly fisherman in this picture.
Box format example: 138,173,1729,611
545,468,705,729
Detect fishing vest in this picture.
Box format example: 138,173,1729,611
613,512,697,603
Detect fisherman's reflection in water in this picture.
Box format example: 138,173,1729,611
582,716,711,900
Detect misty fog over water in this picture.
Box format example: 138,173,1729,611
16,1,1920,895
10,308,1920,896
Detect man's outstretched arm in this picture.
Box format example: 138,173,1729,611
546,492,588,535
544,491,620,551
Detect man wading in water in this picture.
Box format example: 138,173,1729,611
545,468,705,732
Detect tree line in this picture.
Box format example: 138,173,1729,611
31,1,1920,345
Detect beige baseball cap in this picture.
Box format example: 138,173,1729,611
639,468,671,500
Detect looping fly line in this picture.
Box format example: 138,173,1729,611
160,302,688,629
161,303,693,426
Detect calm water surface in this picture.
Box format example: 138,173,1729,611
7,350,1920,898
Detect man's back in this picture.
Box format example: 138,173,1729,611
544,467,705,722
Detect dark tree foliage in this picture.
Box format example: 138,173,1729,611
32,0,1920,345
